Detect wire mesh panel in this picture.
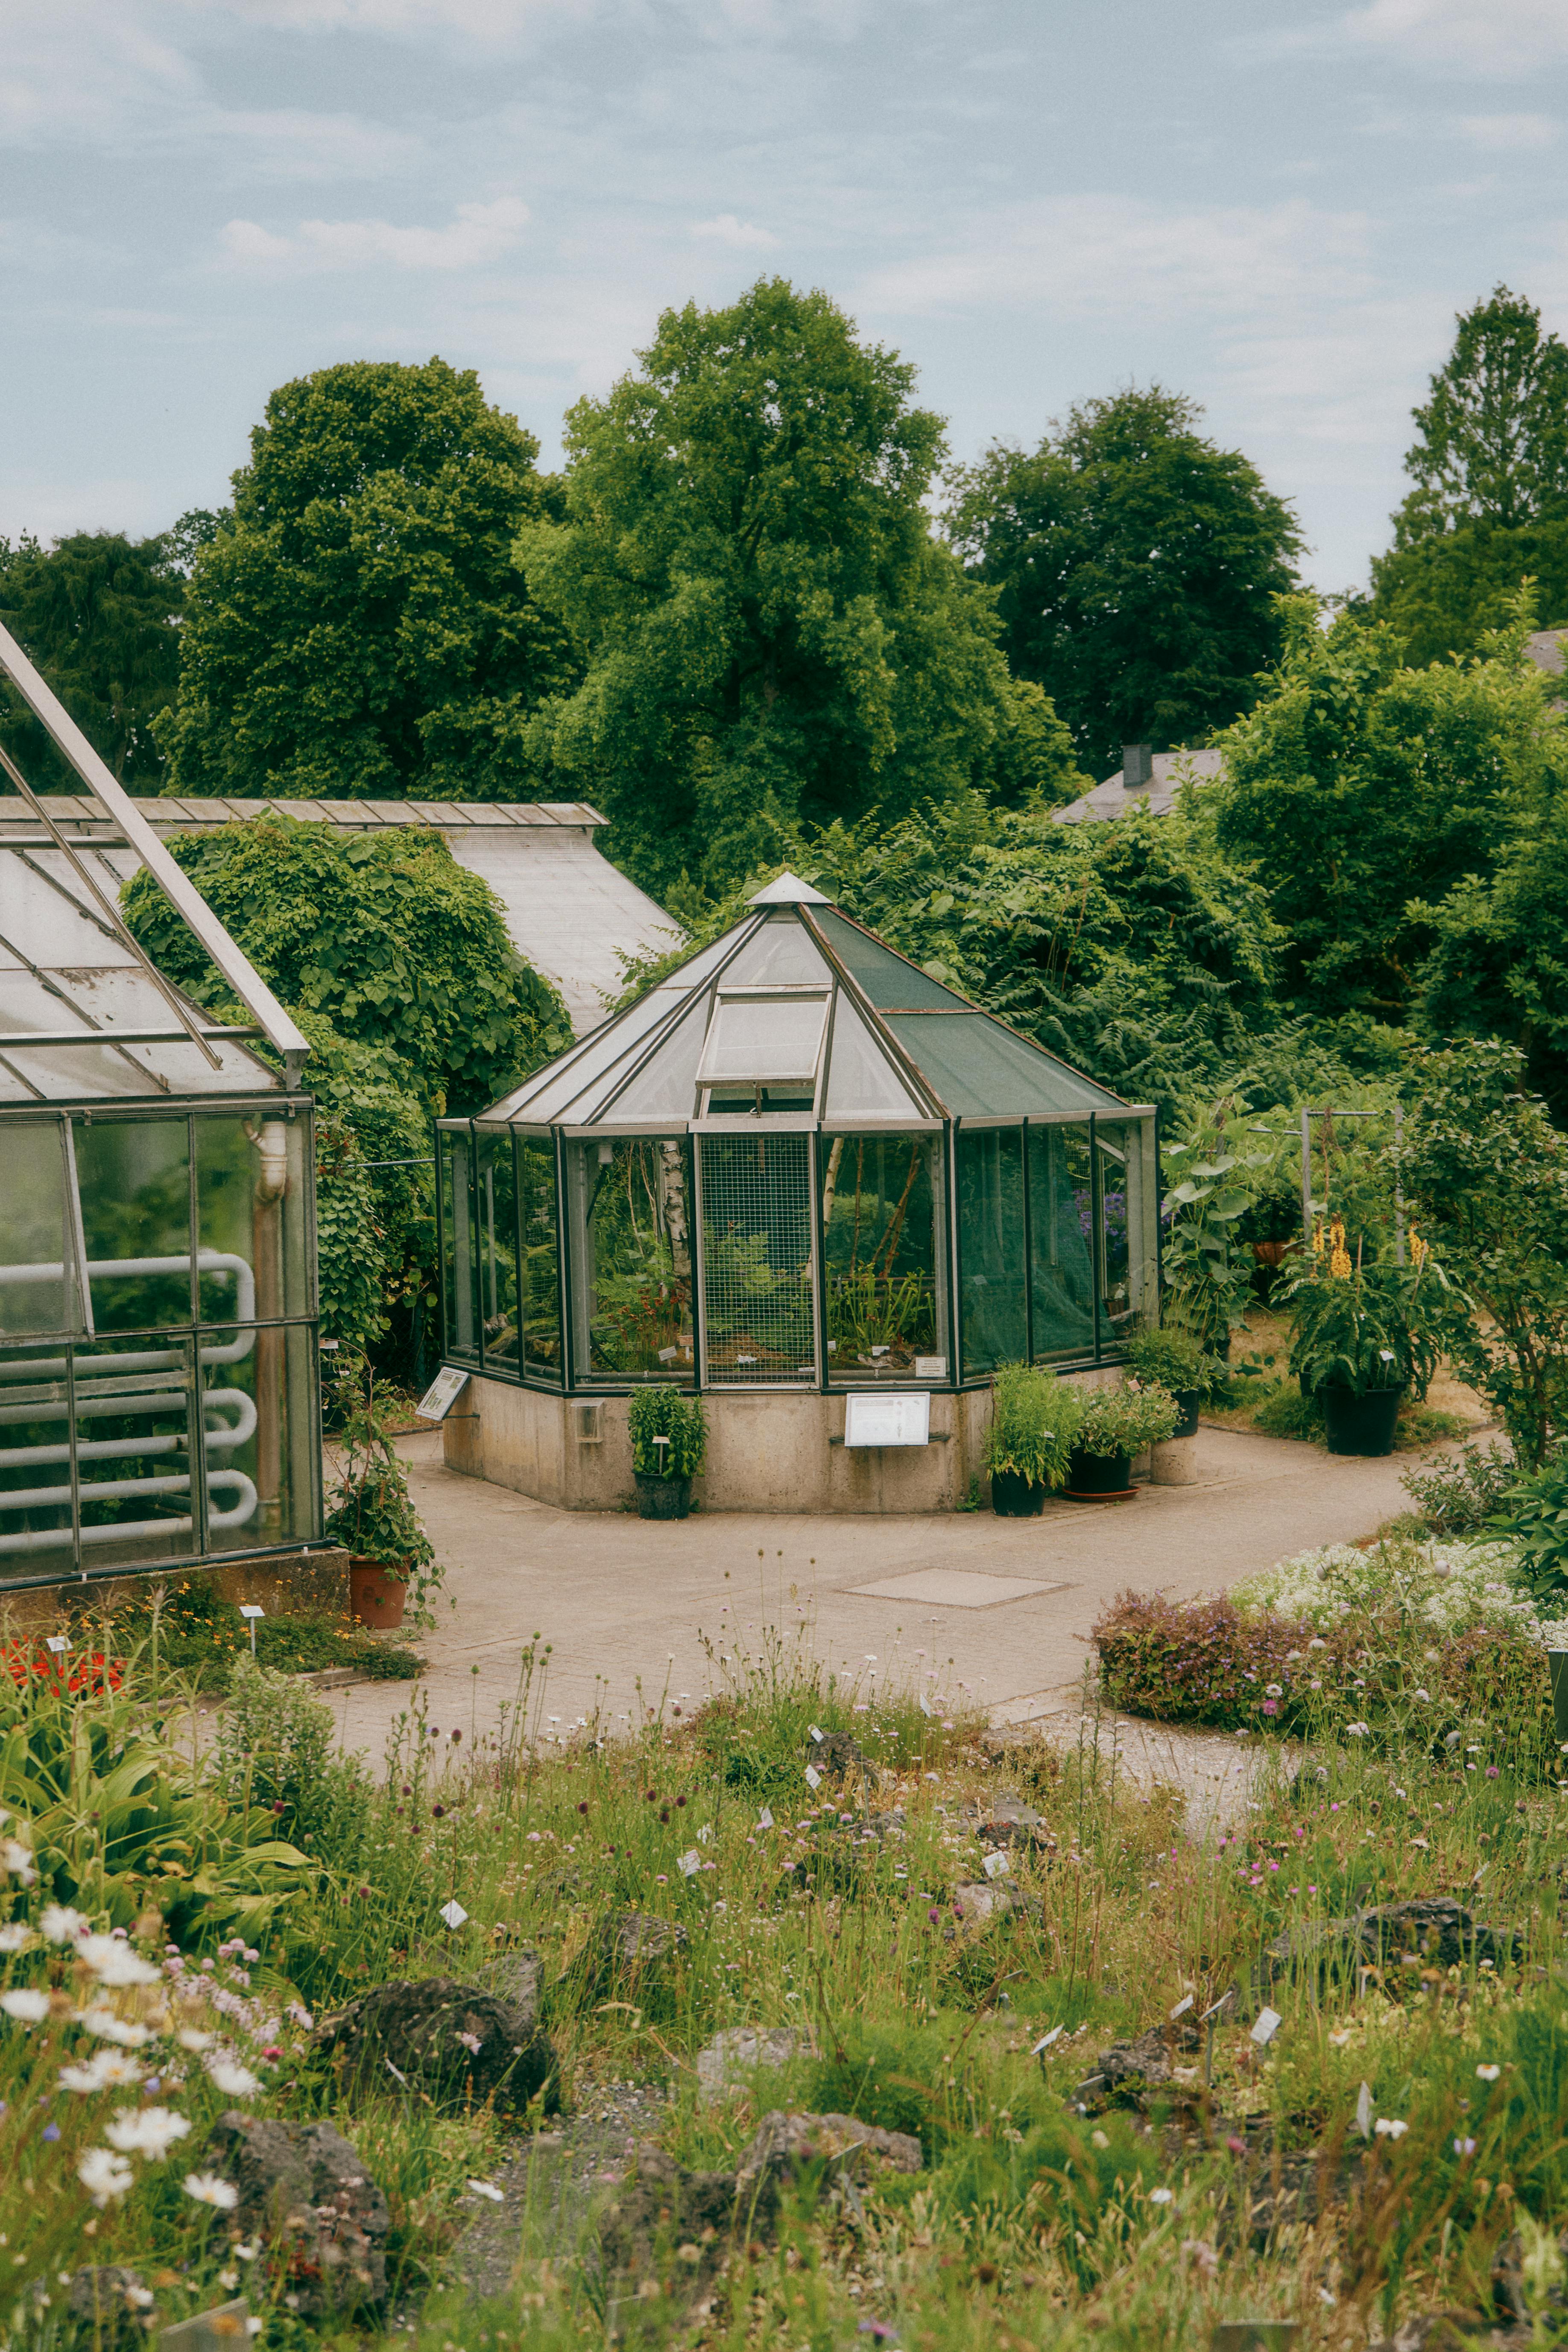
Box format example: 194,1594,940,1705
699,1133,816,1384
574,1138,695,1384
821,1133,944,1383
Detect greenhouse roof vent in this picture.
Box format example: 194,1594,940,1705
748,871,831,906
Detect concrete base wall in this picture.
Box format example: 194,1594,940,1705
443,1371,1122,1515
0,1548,352,1632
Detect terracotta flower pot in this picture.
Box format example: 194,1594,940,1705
349,1558,408,1629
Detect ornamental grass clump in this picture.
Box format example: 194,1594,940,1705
985,1363,1081,1487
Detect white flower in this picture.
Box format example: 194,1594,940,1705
79,1936,160,1988
1346,1723,1370,1738
77,2007,155,2048
0,1925,35,1954
467,2179,505,2202
2,1841,37,1887
1374,2118,1408,2139
77,2147,135,2206
0,1988,51,2023
204,2057,261,2098
60,2048,144,2093
40,1905,90,1945
177,2030,216,2053
105,2107,191,2160
1148,2185,1174,2204
1264,1683,1283,1698
1477,2064,1501,2082
183,2172,239,2212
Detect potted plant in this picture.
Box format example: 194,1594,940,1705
1065,1380,1179,1498
629,1386,707,1519
1123,1327,1224,1440
1280,1217,1449,1457
985,1364,1082,1516
322,1364,439,1629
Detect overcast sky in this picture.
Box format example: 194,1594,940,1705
3,0,1566,591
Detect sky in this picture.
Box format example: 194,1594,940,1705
3,0,1567,593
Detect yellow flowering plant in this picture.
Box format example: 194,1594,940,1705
1280,1222,1453,1400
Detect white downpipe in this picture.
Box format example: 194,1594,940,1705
0,1468,259,1556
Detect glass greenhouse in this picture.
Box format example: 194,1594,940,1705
0,620,321,1588
437,875,1159,1404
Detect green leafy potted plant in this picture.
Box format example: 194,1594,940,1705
1123,1327,1224,1440
628,1386,707,1520
322,1363,439,1629
1280,1216,1449,1457
984,1363,1082,1516
1065,1380,1179,1498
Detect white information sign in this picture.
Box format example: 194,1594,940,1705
417,1366,470,1422
914,1357,948,1380
843,1391,931,1449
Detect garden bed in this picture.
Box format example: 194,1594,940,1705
1202,1310,1477,1452
37,1576,424,1694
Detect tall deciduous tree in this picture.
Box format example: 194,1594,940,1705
0,530,184,790
1211,593,1562,1026
159,359,577,802
517,278,1084,900
946,387,1302,776
1371,287,1568,663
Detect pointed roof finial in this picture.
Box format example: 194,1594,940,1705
747,869,831,906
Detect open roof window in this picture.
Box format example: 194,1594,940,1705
696,986,830,1114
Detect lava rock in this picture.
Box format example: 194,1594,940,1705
599,2142,765,2307
953,1880,1043,1926
811,1732,878,1787
695,2025,811,2103
204,2112,389,2317
1078,2028,1171,2103
314,1972,558,2114
1257,1898,1522,1994
606,1913,690,1974
62,2267,149,2344
738,2109,922,2178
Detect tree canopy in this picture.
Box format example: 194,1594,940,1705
517,278,1085,901
0,529,184,791
1211,593,1562,1027
158,358,577,802
946,387,1302,776
1371,287,1568,664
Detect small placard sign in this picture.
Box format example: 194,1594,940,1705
914,1356,948,1380
417,1366,470,1423
843,1391,931,1449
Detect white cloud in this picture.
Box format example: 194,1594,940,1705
1328,0,1568,74
856,195,1372,324
1456,112,1559,151
219,195,529,271
690,213,780,249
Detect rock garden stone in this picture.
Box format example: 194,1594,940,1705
1076,2028,1172,2103
203,2112,389,2318
313,1971,558,2114
812,1731,878,1787
737,2109,922,2179
608,1914,690,1971
695,2025,810,2103
62,2266,148,2345
1256,1897,1521,1995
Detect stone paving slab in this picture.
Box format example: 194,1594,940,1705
318,1423,1442,1767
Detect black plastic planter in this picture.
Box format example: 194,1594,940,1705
1065,1445,1134,1498
1170,1386,1202,1441
990,1469,1049,1517
634,1471,692,1519
1321,1385,1404,1458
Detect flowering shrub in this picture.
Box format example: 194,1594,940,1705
1228,1537,1532,1635
2,1643,124,1694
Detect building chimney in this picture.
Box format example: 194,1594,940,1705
1122,744,1154,790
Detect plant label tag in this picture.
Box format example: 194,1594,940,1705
1169,1994,1194,2020
919,1691,934,1717
439,1900,469,1930
1355,2082,1373,2138
678,1850,700,1878
757,1808,774,1830
696,1822,712,1844
804,1765,822,1790
983,1850,1011,1880
417,1366,469,1422
657,1346,677,1363
45,1635,69,1653
1201,1991,1235,2023
809,1726,824,1743
1250,2007,1281,2046
914,1356,947,1379
238,1605,264,1621
1032,2026,1062,2054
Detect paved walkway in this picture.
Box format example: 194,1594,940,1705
322,1422,1436,1767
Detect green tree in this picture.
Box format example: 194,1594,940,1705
946,387,1302,776
0,529,184,790
1371,287,1568,664
121,815,568,1116
1211,594,1559,1025
517,278,1083,899
158,359,577,802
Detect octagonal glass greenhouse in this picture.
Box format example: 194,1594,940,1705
436,875,1158,1417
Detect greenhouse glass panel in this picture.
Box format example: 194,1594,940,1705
697,992,830,1088
1096,1120,1151,1344
822,1133,946,1384
439,1127,478,1364
197,1321,316,1555
1027,1123,1096,1362
476,1129,520,1376
572,1138,695,1384
71,1331,201,1570
0,1120,79,1337
518,1138,562,1385
957,1126,1027,1377
699,1132,816,1384
77,1117,195,1333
